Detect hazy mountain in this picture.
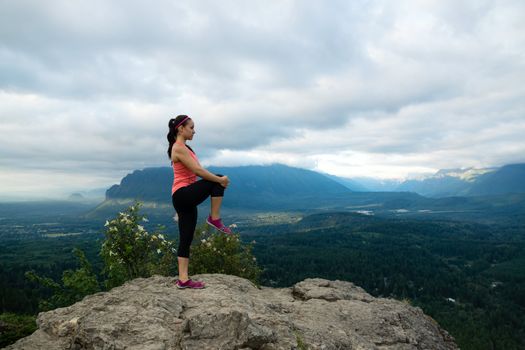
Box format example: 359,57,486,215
396,175,472,197
313,173,368,191
68,193,85,201
466,163,525,196
392,164,525,197
63,188,107,205
348,177,403,192
335,164,524,198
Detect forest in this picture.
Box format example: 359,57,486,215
1,211,524,349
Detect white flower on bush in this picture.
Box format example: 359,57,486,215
151,235,158,240
158,234,165,240
104,220,110,227
156,249,161,254
142,217,149,222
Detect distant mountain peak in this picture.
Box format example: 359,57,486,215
394,163,525,197
432,167,497,182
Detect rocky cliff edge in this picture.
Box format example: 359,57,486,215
6,274,458,350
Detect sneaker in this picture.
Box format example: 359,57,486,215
175,279,205,289
206,215,233,234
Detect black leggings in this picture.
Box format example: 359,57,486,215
172,174,225,258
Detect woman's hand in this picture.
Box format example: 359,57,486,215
219,175,230,188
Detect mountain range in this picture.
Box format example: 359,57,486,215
338,163,525,198
85,162,525,224
104,164,353,210
104,163,525,202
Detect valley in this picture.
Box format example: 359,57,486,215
1,163,524,349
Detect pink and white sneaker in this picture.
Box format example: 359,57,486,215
206,215,233,234
175,279,205,289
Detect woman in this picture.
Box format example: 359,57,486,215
167,115,232,289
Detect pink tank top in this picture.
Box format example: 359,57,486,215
171,142,200,195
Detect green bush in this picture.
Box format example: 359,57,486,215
100,201,177,289
0,313,37,348
189,223,262,285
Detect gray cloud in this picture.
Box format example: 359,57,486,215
0,0,524,199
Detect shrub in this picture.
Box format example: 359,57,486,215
100,201,177,289
0,313,37,348
188,223,262,285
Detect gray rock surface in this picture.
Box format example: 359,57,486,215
6,274,458,350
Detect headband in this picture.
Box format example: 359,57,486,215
174,116,190,129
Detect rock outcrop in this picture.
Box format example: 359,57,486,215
7,274,458,350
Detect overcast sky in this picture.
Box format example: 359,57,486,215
1,0,524,200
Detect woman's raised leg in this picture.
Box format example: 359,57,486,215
210,196,223,220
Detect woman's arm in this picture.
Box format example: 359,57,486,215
173,145,228,185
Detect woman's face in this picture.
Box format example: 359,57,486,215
180,120,195,140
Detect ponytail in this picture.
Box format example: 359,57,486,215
167,115,191,159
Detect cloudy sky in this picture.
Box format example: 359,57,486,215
1,0,524,200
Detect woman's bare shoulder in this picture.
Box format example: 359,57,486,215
172,143,190,162
171,143,184,162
